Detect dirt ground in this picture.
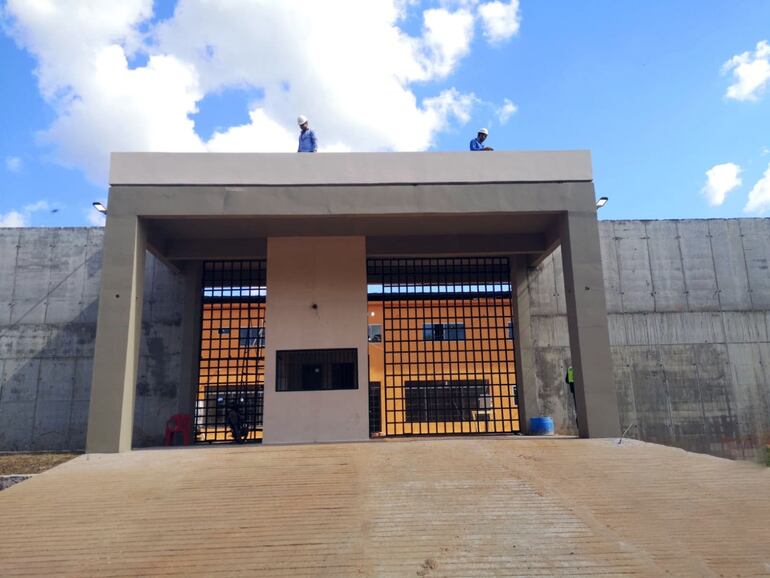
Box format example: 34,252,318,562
1,439,769,577
0,452,79,475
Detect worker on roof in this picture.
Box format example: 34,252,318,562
297,115,318,153
470,128,493,151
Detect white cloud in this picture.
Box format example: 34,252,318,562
3,0,509,185
478,0,520,44
700,163,742,206
5,156,22,172
723,40,770,102
496,98,517,124
24,200,50,213
0,210,27,227
421,8,475,78
744,163,770,214
0,200,49,227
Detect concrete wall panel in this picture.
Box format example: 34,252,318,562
740,219,770,309
722,311,768,343
44,230,90,324
658,345,707,443
726,343,770,460
68,400,90,449
0,228,184,452
532,347,573,434
1,359,40,403
0,401,34,450
611,346,637,432
552,249,568,316
37,359,77,402
710,220,752,310
624,347,672,446
527,218,770,462
9,230,52,325
647,312,724,345
527,256,559,316
0,229,20,325
645,221,687,312
678,220,719,311
531,315,570,348
32,399,72,451
614,221,655,312
598,222,623,313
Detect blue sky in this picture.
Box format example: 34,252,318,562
1,0,770,227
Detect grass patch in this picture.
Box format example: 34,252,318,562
0,452,80,475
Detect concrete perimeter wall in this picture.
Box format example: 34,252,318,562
0,228,184,451
1,220,769,460
528,219,770,461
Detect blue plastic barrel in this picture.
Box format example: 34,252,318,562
529,416,555,436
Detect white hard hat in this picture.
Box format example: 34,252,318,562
478,128,489,136
297,115,308,125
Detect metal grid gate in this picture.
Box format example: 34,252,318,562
367,257,519,436
196,260,266,443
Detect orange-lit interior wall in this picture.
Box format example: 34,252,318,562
198,302,265,441
197,299,519,441
367,298,519,436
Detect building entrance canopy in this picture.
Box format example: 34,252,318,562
86,151,620,452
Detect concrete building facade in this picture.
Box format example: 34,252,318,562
84,151,618,452
0,152,768,461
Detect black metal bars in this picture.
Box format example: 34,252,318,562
196,260,267,443
367,257,519,436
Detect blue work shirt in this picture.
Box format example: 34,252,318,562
298,128,318,152
469,137,485,151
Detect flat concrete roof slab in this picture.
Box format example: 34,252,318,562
1,438,768,576
110,151,593,186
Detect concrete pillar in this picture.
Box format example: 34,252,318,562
560,211,620,437
510,256,538,434
86,215,146,453
177,262,202,418
262,236,369,444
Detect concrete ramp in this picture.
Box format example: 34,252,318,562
1,438,768,576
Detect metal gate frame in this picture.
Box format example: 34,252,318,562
195,260,267,443
367,257,520,437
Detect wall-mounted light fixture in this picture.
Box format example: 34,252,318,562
92,201,108,214
595,196,608,209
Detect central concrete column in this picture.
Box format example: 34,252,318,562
560,211,620,437
86,215,146,453
178,262,203,418
510,256,539,434
262,236,369,443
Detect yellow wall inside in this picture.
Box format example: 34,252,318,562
197,298,520,441
368,298,519,436
197,302,265,441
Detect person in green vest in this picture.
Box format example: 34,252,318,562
565,365,579,431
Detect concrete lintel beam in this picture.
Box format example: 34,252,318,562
163,238,268,261
367,234,546,256
106,182,596,219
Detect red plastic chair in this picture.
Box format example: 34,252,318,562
164,413,193,446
